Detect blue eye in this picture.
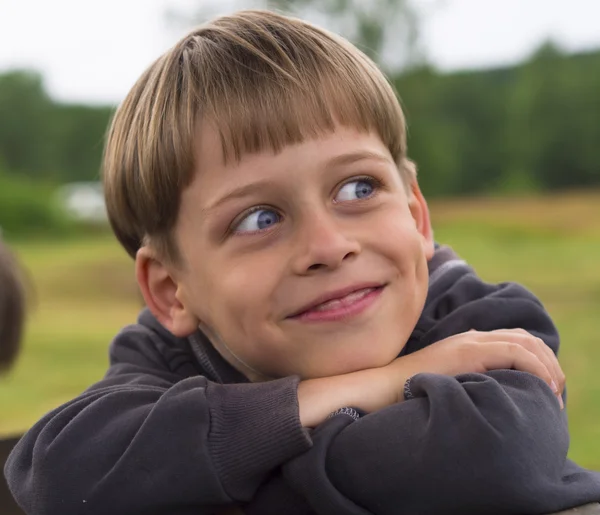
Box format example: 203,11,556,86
235,208,281,233
335,179,376,202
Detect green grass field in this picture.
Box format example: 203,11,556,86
1,191,599,469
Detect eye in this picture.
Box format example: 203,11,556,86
234,208,282,234
335,178,377,202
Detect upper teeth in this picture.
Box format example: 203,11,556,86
312,288,375,312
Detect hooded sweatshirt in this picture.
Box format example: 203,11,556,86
5,246,600,515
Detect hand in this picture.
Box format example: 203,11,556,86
390,328,565,407
298,328,565,428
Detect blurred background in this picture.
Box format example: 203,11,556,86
0,0,599,469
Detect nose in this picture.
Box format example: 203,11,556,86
291,212,361,275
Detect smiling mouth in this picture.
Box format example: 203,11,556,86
289,285,385,323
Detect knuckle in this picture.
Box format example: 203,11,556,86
514,335,533,351
456,341,474,357
526,336,545,353
511,328,529,336
506,342,522,355
519,338,535,351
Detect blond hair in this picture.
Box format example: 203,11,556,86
103,9,414,264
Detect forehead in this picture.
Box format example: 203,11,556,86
191,124,392,193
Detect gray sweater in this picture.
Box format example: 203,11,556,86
5,246,600,514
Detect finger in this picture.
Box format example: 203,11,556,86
494,331,565,395
506,330,565,391
531,339,565,409
534,338,566,409
480,342,555,390
512,335,561,393
470,330,553,370
483,332,565,410
466,328,536,344
534,337,565,390
462,329,565,408
491,332,564,399
471,328,537,341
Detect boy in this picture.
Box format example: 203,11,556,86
5,10,600,515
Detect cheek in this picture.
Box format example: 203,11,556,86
208,253,282,331
373,207,423,263
189,257,285,378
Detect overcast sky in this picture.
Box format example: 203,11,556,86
1,0,599,105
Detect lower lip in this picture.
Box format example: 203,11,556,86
291,287,384,323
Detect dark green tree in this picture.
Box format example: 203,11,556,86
0,70,113,182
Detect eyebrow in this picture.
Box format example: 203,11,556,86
205,180,278,213
206,150,393,212
325,150,394,169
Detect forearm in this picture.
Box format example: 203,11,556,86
297,366,398,428
280,371,570,515
296,346,452,428
4,373,311,515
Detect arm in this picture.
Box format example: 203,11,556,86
4,324,565,515
4,326,312,515
11,320,534,515
283,371,572,515
244,371,573,515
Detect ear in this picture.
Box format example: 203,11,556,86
135,246,199,337
407,181,435,261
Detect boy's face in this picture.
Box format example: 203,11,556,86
167,125,434,380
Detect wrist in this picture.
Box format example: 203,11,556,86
385,353,424,401
297,365,398,428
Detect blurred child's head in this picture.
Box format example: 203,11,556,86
0,240,26,372
103,10,434,380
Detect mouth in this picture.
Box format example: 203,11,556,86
288,283,386,323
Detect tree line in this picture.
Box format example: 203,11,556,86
0,42,598,214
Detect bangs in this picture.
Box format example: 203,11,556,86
180,12,407,166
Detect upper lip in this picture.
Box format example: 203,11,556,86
287,282,384,318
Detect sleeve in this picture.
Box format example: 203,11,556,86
244,371,579,515
418,275,561,356
414,273,565,410
3,326,312,515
